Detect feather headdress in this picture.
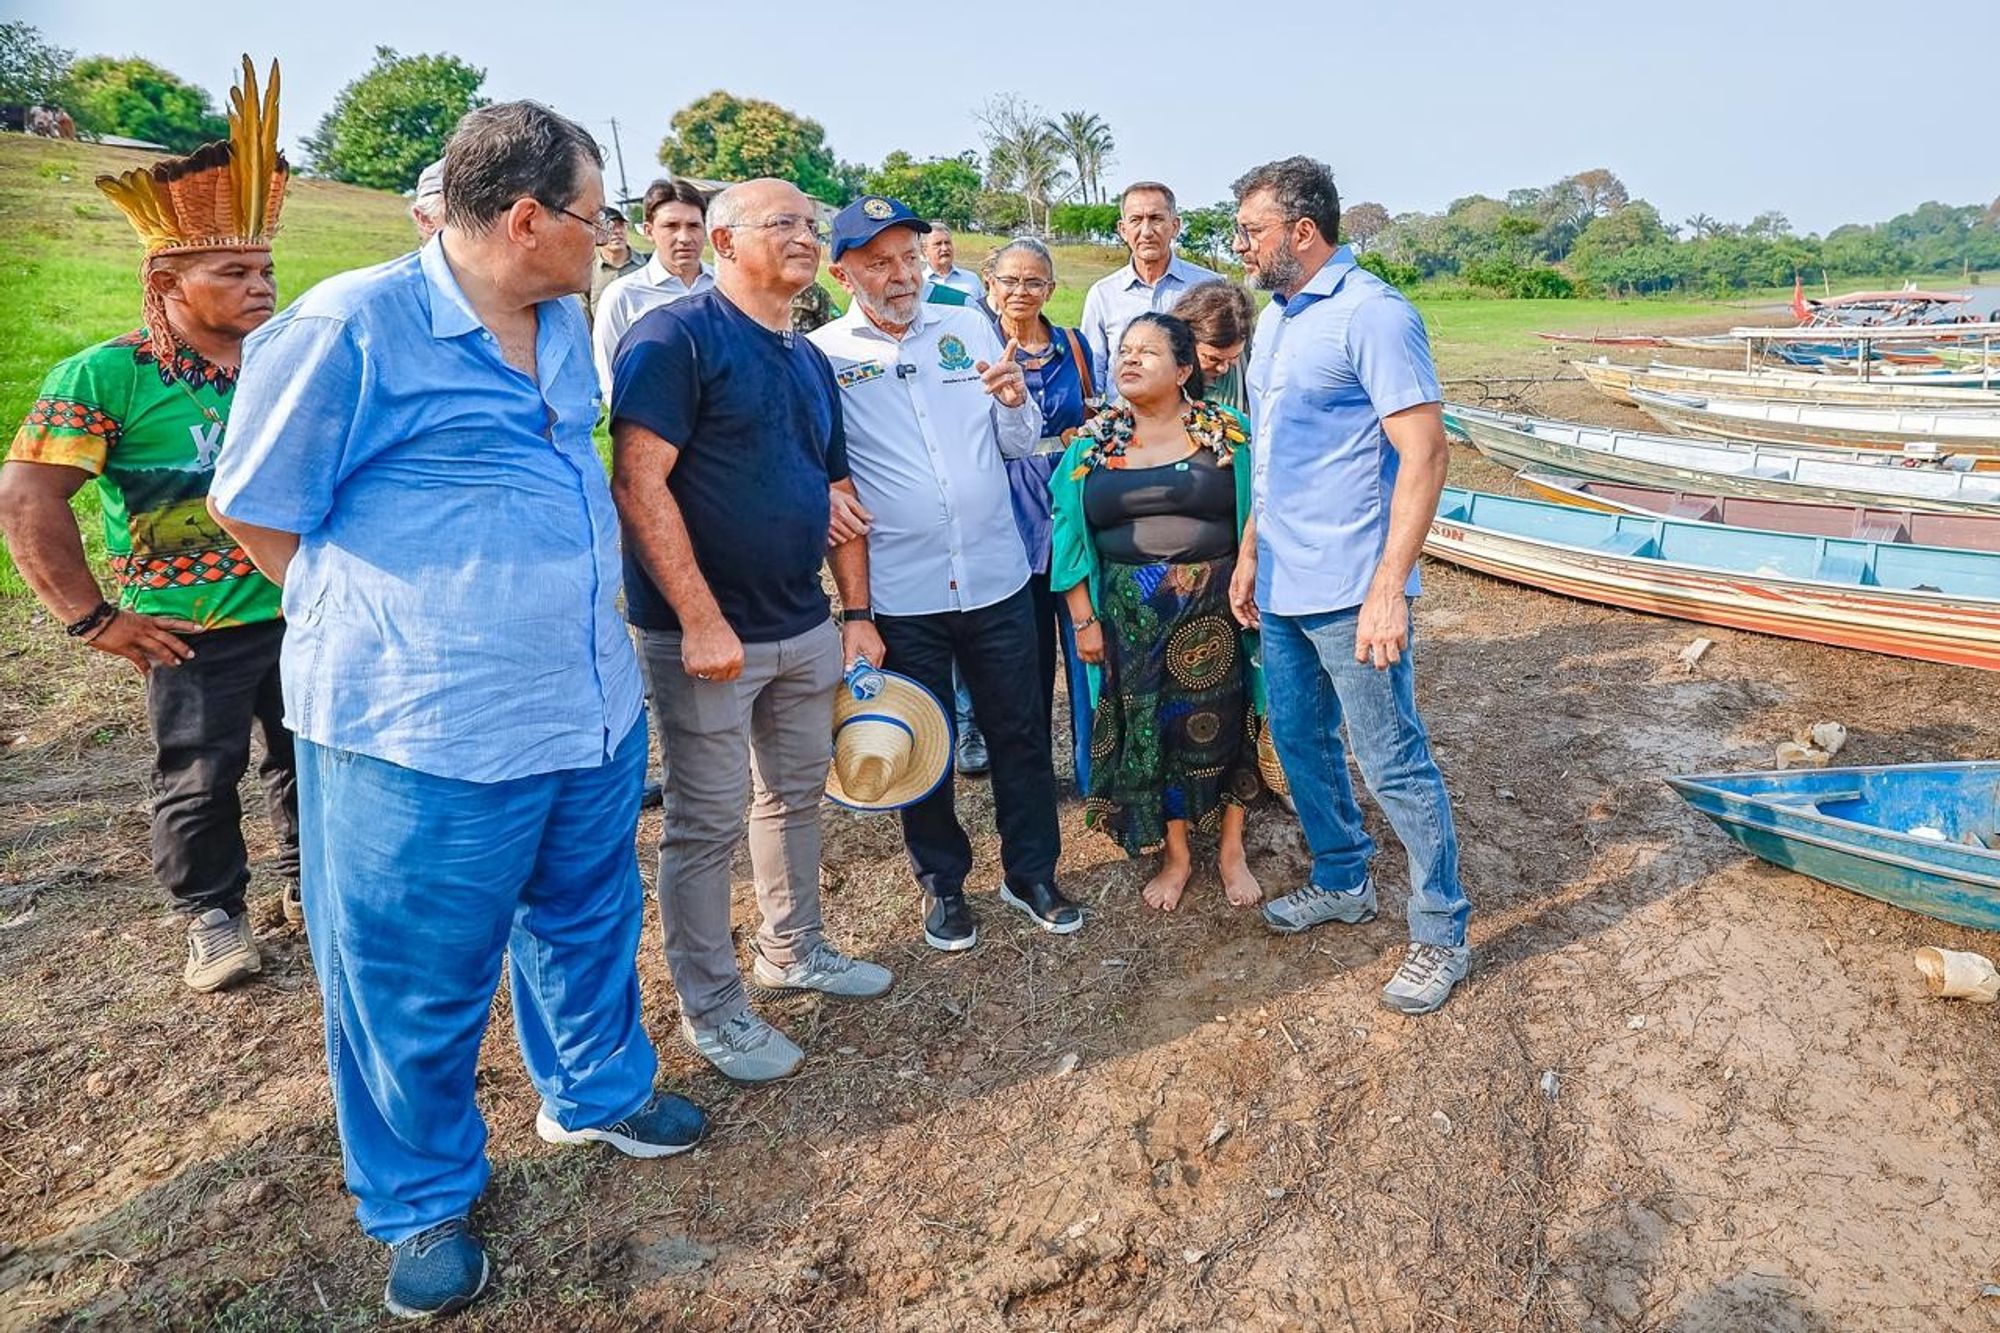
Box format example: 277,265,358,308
95,56,289,256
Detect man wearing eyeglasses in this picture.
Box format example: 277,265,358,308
211,102,705,1319
1078,181,1218,378
611,178,892,1086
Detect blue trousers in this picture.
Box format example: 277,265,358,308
1260,606,1470,948
298,721,659,1243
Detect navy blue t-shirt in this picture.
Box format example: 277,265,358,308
612,289,848,641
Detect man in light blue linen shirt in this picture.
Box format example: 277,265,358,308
1225,156,1473,1018
1078,181,1218,376
210,102,705,1320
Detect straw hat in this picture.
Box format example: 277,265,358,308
827,670,952,812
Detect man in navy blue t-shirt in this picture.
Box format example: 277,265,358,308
611,178,891,1084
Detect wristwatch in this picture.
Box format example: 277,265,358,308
840,606,875,623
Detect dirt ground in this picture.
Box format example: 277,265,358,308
3,319,1998,1331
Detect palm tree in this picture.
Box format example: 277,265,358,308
977,97,1074,231
1684,213,1721,240
1049,110,1115,204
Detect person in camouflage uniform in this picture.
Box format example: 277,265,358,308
0,57,297,993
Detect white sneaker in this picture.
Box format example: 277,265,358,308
1379,942,1471,1016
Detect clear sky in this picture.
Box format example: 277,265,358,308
22,0,1996,234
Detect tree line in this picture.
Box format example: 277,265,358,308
8,23,1993,298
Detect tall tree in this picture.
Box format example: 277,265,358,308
866,151,981,227
657,91,844,203
0,22,73,108
66,56,227,152
1339,201,1392,251
1048,110,1114,204
976,96,1070,232
303,48,487,191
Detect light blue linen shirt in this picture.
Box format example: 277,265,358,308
211,237,644,784
1245,246,1441,616
1078,252,1219,375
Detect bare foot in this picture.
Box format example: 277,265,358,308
1220,848,1263,908
1142,859,1193,911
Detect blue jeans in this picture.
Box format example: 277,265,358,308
1260,605,1469,948
297,721,658,1243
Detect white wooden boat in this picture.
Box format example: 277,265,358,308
1425,487,2000,670
1633,389,2000,455
1574,359,2000,410
1445,405,2000,512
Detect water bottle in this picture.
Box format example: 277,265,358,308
844,657,885,701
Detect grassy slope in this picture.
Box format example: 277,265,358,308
0,134,1807,601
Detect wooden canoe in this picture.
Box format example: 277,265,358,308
1445,405,2000,510
1633,389,2000,455
1424,486,2000,670
1573,358,2000,409
1515,471,2000,552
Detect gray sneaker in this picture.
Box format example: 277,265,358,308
1261,879,1378,935
679,1011,803,1083
1380,942,1472,1016
185,907,262,993
751,940,894,999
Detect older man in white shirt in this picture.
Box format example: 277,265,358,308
811,194,1082,953
1079,180,1219,375
593,177,716,395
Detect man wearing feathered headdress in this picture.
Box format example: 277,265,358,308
0,57,297,995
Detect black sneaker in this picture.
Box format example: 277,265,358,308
998,881,1084,935
924,893,979,952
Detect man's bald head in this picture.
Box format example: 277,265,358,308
708,177,824,306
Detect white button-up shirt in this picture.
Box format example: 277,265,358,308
1079,252,1219,374
810,303,1044,616
923,264,987,305
592,257,716,394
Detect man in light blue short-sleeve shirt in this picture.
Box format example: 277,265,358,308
1227,155,1473,1019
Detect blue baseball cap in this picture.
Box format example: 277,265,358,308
829,195,931,261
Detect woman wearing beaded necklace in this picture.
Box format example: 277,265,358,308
1049,312,1265,911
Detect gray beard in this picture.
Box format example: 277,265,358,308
855,286,921,329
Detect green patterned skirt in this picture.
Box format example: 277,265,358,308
1086,555,1261,855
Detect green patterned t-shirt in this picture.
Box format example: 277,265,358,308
8,330,281,627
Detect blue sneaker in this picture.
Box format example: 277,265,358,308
535,1091,707,1159
384,1218,489,1320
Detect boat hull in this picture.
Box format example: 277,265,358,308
1667,764,2000,931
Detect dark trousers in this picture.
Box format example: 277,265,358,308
878,584,1062,897
144,618,299,917
959,571,1093,789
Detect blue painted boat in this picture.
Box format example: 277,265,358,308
1666,763,2000,931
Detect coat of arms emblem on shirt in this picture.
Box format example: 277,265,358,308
937,335,974,372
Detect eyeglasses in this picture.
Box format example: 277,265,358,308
1233,218,1284,245
553,204,623,243
724,214,829,242
992,276,1052,294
